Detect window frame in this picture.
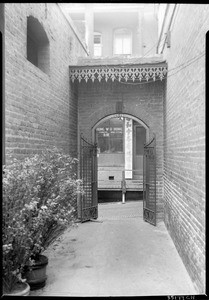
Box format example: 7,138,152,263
94,31,102,57
113,28,132,56
26,16,49,74
27,30,39,67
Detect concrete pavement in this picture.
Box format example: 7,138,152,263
29,201,197,296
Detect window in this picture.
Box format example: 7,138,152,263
94,32,102,57
27,16,49,73
113,28,132,55
96,118,123,153
135,126,146,155
27,34,38,66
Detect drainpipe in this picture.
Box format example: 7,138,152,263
156,4,169,54
160,4,177,54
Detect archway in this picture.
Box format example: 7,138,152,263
92,114,149,203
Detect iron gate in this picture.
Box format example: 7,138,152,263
79,135,98,222
143,134,156,226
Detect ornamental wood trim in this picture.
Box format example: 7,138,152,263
69,65,167,83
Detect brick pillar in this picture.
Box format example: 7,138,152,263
85,4,94,57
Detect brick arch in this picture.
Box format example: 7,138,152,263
90,106,152,144
90,104,152,129
89,104,155,142
27,15,49,43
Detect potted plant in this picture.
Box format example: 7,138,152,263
3,147,82,290
2,244,30,296
2,167,31,296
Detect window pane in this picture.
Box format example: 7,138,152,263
96,118,123,153
114,28,132,55
94,33,102,56
27,34,38,66
94,35,101,44
136,126,146,155
94,44,102,56
114,37,123,55
123,37,131,54
97,135,109,152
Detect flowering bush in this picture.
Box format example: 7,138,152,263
3,147,83,292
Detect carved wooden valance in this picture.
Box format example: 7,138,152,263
69,65,167,83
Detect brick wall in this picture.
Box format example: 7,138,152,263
1,3,5,163
4,3,86,162
0,3,4,33
77,79,165,220
162,4,208,293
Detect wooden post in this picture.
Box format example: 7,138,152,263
121,170,126,204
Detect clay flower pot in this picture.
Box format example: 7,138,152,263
3,282,30,296
24,254,48,290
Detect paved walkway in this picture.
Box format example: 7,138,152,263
30,201,197,296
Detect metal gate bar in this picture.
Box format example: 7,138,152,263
143,134,156,226
80,136,98,222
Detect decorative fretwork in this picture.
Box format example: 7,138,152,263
69,65,167,83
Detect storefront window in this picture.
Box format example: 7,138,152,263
96,118,123,153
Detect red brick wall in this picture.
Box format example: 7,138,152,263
162,4,208,293
77,79,165,220
4,3,86,162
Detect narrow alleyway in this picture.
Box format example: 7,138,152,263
30,201,197,296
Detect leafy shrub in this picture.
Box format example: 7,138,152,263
2,147,83,292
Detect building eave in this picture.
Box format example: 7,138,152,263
69,56,167,83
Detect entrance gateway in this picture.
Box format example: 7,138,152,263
79,114,156,226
